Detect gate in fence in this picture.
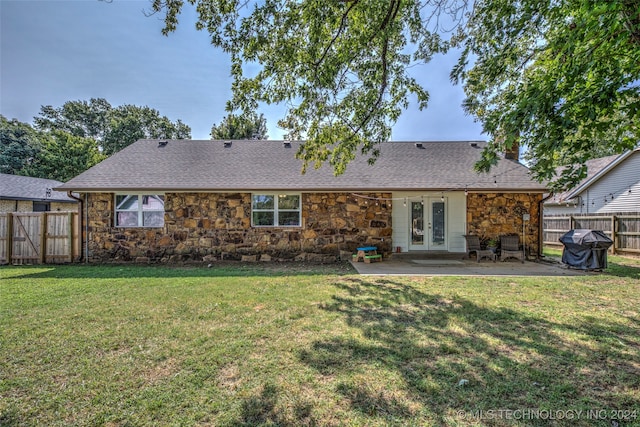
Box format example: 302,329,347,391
543,213,640,254
0,212,79,265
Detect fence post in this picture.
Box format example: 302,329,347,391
40,212,47,264
570,215,575,231
611,215,617,255
6,213,13,265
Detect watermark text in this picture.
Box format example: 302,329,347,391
455,408,638,421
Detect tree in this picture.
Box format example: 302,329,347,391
452,0,640,191
35,98,192,156
0,115,42,175
151,0,639,189
1,115,104,181
104,105,191,154
152,0,459,173
210,112,268,140
24,130,105,182
34,98,112,141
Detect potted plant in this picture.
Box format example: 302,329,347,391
486,238,499,253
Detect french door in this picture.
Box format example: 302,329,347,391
409,198,447,250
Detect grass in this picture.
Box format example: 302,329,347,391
543,246,640,278
1,261,639,426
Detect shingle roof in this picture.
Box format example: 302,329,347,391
0,173,77,202
56,139,547,192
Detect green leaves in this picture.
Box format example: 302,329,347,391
3,98,192,182
0,116,104,181
455,0,640,191
26,131,106,182
35,98,192,156
210,111,268,139
155,0,638,189
0,115,42,175
155,0,466,175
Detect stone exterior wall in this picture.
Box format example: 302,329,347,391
84,192,392,263
466,193,543,256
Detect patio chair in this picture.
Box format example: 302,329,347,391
463,235,496,262
500,235,525,263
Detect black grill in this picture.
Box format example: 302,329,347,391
559,229,613,270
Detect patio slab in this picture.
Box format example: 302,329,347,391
350,253,589,276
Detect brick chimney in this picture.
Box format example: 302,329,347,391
504,140,520,161
496,132,520,162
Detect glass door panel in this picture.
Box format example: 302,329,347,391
411,201,424,247
430,200,446,248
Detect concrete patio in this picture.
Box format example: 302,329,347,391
350,252,589,276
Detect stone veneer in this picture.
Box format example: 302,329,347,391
84,192,392,262
466,192,543,256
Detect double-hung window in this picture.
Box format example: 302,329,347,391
252,194,301,227
115,194,165,227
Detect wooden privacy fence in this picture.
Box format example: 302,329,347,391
543,213,640,254
0,212,79,265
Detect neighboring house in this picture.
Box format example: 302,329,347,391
0,173,78,213
56,139,547,262
545,148,640,215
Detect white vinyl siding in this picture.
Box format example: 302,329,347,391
548,151,640,214
392,191,466,253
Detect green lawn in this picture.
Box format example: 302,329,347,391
1,261,639,426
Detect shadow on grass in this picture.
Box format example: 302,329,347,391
544,247,640,279
605,261,640,279
227,383,317,427
0,262,355,280
296,278,640,425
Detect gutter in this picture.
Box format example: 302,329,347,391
538,192,554,258
66,191,86,263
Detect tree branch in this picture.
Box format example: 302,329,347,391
314,0,360,67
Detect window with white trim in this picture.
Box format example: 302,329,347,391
115,194,165,227
252,194,301,227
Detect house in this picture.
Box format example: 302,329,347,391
0,173,78,213
544,148,640,215
55,139,547,263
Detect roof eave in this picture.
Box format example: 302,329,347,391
566,149,637,199
54,186,547,193
0,196,77,203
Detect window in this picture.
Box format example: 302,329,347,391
252,194,301,227
33,202,51,212
115,194,164,227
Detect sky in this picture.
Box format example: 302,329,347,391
0,0,485,141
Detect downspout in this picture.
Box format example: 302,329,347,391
67,191,86,263
538,192,554,258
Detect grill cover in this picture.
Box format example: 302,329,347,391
559,229,613,270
